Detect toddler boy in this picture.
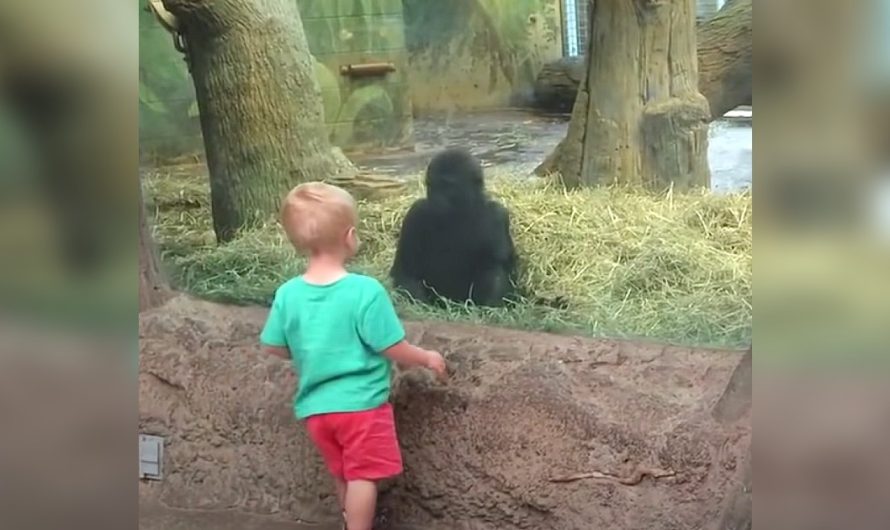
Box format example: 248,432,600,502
260,182,447,530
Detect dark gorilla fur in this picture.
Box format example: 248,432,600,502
389,148,519,307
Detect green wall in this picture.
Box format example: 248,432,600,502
138,0,564,161
139,4,203,162
403,0,563,112
301,0,413,152
139,0,414,162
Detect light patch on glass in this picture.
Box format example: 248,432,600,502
564,0,580,57
869,176,890,244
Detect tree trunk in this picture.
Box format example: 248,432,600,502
697,0,752,119
139,180,170,312
161,0,356,242
532,0,752,120
537,0,710,190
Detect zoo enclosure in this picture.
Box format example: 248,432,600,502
140,0,566,161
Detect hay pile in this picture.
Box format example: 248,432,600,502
144,170,751,347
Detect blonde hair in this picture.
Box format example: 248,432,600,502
280,182,357,253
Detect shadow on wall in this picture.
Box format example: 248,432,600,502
403,0,563,113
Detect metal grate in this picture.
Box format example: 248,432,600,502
696,0,721,21
562,0,590,57
562,0,581,57
576,0,590,55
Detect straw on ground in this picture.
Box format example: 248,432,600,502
144,170,751,348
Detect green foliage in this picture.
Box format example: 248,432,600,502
144,170,752,348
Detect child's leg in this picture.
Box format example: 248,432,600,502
344,480,377,530
304,415,348,526
339,404,403,530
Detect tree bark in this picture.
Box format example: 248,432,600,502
532,0,752,120
139,180,170,312
697,0,752,118
161,0,356,242
538,0,710,190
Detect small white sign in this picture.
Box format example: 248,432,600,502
139,434,164,480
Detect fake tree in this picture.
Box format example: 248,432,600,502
533,0,752,120
698,0,753,118
537,0,711,190
157,0,356,242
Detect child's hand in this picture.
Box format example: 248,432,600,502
424,350,448,382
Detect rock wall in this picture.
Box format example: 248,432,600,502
139,296,750,529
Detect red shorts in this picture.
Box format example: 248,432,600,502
304,403,403,481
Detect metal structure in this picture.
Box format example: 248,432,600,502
560,0,583,57
696,0,725,22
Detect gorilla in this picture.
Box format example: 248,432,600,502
390,148,518,307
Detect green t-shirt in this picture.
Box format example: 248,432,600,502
260,273,405,419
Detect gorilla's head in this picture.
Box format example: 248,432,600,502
424,148,485,207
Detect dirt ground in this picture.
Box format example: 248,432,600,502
139,502,340,530
139,295,750,530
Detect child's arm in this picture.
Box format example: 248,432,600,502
360,281,447,381
382,340,446,379
262,345,291,360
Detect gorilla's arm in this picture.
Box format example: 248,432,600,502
490,202,517,271
470,202,518,306
389,200,432,302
